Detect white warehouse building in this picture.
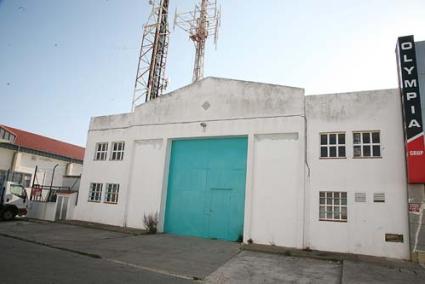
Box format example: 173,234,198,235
74,77,411,260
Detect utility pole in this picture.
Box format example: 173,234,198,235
132,0,170,111
174,0,221,82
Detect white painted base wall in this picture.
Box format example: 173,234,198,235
28,201,57,221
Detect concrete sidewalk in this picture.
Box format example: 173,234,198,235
0,220,240,280
0,235,192,284
205,249,425,284
206,251,342,284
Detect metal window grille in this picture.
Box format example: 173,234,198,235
105,183,119,204
88,183,103,202
320,133,346,158
353,131,381,158
319,191,347,221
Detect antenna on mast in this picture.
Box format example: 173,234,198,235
174,0,221,82
132,0,170,111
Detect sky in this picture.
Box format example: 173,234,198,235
1,0,425,146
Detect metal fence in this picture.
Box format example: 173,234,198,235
30,184,75,202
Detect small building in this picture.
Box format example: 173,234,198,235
0,124,85,206
74,77,412,260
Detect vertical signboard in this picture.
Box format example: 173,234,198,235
396,35,425,183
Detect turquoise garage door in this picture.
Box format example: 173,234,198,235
164,137,248,241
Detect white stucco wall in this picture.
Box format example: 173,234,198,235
247,133,305,248
74,77,410,260
126,139,167,229
0,147,13,170
74,77,306,243
306,89,410,259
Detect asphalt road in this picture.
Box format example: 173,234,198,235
1,221,425,283
0,235,193,284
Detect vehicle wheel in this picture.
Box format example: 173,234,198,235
1,209,16,221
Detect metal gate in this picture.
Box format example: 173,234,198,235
164,137,248,241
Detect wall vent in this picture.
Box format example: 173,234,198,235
374,193,385,203
355,192,366,202
385,233,403,242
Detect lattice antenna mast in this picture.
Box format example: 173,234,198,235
132,0,170,111
174,0,221,82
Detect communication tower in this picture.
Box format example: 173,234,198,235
174,0,221,82
132,0,170,111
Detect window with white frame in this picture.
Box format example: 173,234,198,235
88,183,103,202
319,191,347,221
105,183,119,204
0,170,32,187
110,142,125,161
94,142,108,160
320,133,346,158
353,131,381,158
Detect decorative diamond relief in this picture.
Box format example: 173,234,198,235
201,101,210,110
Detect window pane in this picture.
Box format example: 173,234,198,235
320,147,328,157
334,207,340,219
329,134,336,145
362,132,370,143
341,192,347,199
326,207,333,219
338,146,346,157
320,134,327,145
320,197,325,204
372,132,380,143
341,198,347,205
12,173,23,184
327,197,332,204
363,146,371,157
319,192,325,198
23,174,31,187
319,206,325,219
373,145,381,157
329,146,337,157
353,133,361,144
341,207,347,219
354,146,361,157
10,185,24,197
338,134,345,144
